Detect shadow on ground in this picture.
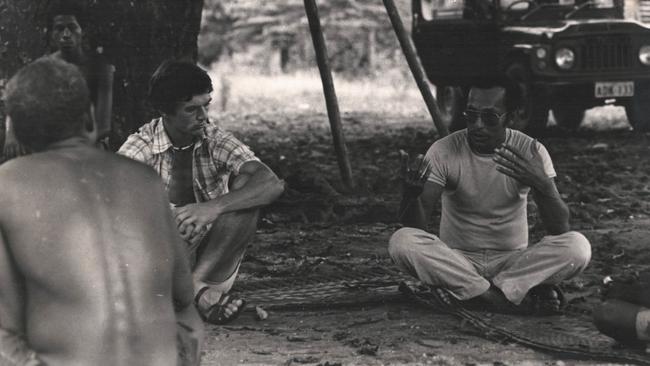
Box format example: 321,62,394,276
202,111,650,365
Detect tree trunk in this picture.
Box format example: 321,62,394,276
280,45,290,73
0,0,204,149
0,0,48,148
366,28,376,70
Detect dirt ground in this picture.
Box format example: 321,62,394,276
201,109,650,366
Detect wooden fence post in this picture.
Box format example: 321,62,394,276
382,0,449,137
303,0,355,190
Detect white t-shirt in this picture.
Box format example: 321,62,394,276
425,129,556,251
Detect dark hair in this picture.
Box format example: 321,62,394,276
469,78,522,113
148,60,213,115
5,57,91,151
47,0,86,31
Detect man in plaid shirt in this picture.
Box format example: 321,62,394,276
119,60,284,324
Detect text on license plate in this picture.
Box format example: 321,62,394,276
594,82,634,98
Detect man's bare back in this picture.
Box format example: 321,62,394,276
0,143,198,365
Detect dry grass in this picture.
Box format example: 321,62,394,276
207,63,632,132
207,65,429,118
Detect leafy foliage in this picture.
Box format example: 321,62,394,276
0,0,204,147
198,0,413,76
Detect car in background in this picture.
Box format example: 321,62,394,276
412,0,650,133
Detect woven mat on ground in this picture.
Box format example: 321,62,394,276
400,282,650,365
232,267,410,310
234,268,650,364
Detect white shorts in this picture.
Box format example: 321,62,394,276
636,307,650,341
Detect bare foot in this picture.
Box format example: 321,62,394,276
194,286,246,324
220,298,244,318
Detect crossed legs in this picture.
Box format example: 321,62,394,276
388,228,591,305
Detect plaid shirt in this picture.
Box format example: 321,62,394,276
118,117,259,203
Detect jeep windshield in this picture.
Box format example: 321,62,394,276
499,0,619,21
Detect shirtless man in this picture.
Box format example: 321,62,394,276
119,60,284,324
3,0,114,159
389,80,591,314
0,58,201,365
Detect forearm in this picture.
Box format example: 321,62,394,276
533,181,570,235
399,196,428,230
207,171,284,216
4,118,17,143
3,117,30,160
94,93,113,138
399,181,441,230
95,65,114,138
0,328,43,366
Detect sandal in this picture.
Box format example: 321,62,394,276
194,286,246,325
462,284,565,316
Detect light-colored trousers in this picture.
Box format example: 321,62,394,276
388,228,591,304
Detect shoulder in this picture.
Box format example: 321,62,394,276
129,119,159,142
0,157,49,224
506,129,535,145
0,154,63,203
204,124,232,139
0,153,50,178
428,130,467,155
506,129,551,156
44,52,62,62
0,159,27,197
203,124,248,147
92,151,166,198
112,152,160,180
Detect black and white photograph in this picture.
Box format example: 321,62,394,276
2,0,650,364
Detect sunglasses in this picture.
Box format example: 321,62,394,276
462,108,506,127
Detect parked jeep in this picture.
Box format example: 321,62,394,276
412,0,650,133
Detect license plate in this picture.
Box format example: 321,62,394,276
595,81,634,98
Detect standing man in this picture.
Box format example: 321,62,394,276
119,60,285,324
389,80,591,314
3,0,114,159
0,57,202,365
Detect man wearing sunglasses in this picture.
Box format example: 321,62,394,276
389,81,591,314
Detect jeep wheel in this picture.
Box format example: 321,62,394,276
625,82,650,132
505,63,549,135
553,104,585,131
436,85,466,132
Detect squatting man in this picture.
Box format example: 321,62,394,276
119,60,285,324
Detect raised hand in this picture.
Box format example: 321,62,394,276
399,149,431,199
493,140,549,191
